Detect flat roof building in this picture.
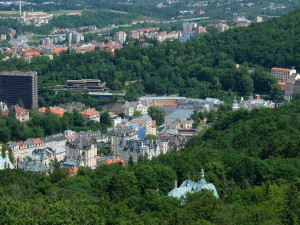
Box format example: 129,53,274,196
0,71,38,109
271,67,296,82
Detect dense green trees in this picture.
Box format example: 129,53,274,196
0,109,109,142
1,100,300,223
147,106,166,126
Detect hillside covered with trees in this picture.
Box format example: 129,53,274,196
4,10,300,104
1,99,300,224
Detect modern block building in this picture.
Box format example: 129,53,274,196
115,31,127,44
0,71,38,109
271,67,297,82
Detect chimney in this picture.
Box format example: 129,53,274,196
19,0,22,17
173,180,178,189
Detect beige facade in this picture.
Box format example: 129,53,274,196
66,138,97,169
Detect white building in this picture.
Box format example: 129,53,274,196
0,150,14,170
255,16,263,23
115,31,127,44
124,100,151,117
271,67,297,82
232,95,275,111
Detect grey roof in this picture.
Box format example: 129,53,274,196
132,115,152,123
166,109,194,120
43,134,67,143
24,140,34,146
67,137,95,149
121,139,158,153
108,126,137,136
53,146,66,154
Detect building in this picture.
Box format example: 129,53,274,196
15,107,29,122
109,113,122,128
194,26,207,34
179,34,191,43
124,100,151,117
118,139,160,162
115,31,127,44
108,126,138,153
81,108,100,123
157,135,187,153
1,34,6,41
232,95,275,111
0,150,14,170
0,71,38,109
183,22,197,31
18,153,53,174
66,137,97,169
40,38,52,46
131,115,154,135
285,73,300,101
168,169,219,199
39,106,65,117
129,30,140,39
66,31,84,44
138,96,223,111
255,16,263,23
217,23,229,33
271,67,297,82
0,101,8,111
65,79,108,92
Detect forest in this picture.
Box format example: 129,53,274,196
1,99,300,224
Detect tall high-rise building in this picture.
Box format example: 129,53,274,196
115,31,127,44
183,22,197,31
0,71,38,109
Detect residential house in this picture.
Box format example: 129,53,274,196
39,106,65,117
108,126,138,154
118,139,160,162
81,108,100,123
66,137,97,169
15,107,30,122
124,100,150,116
131,115,155,135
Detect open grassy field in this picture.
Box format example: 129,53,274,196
50,10,84,15
0,11,18,16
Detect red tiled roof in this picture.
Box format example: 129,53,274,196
81,108,99,116
24,50,40,57
105,156,125,165
66,134,79,140
15,107,28,115
1,109,9,116
272,67,292,71
157,133,172,137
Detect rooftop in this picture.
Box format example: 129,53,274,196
272,67,293,71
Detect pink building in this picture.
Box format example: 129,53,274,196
195,26,207,34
